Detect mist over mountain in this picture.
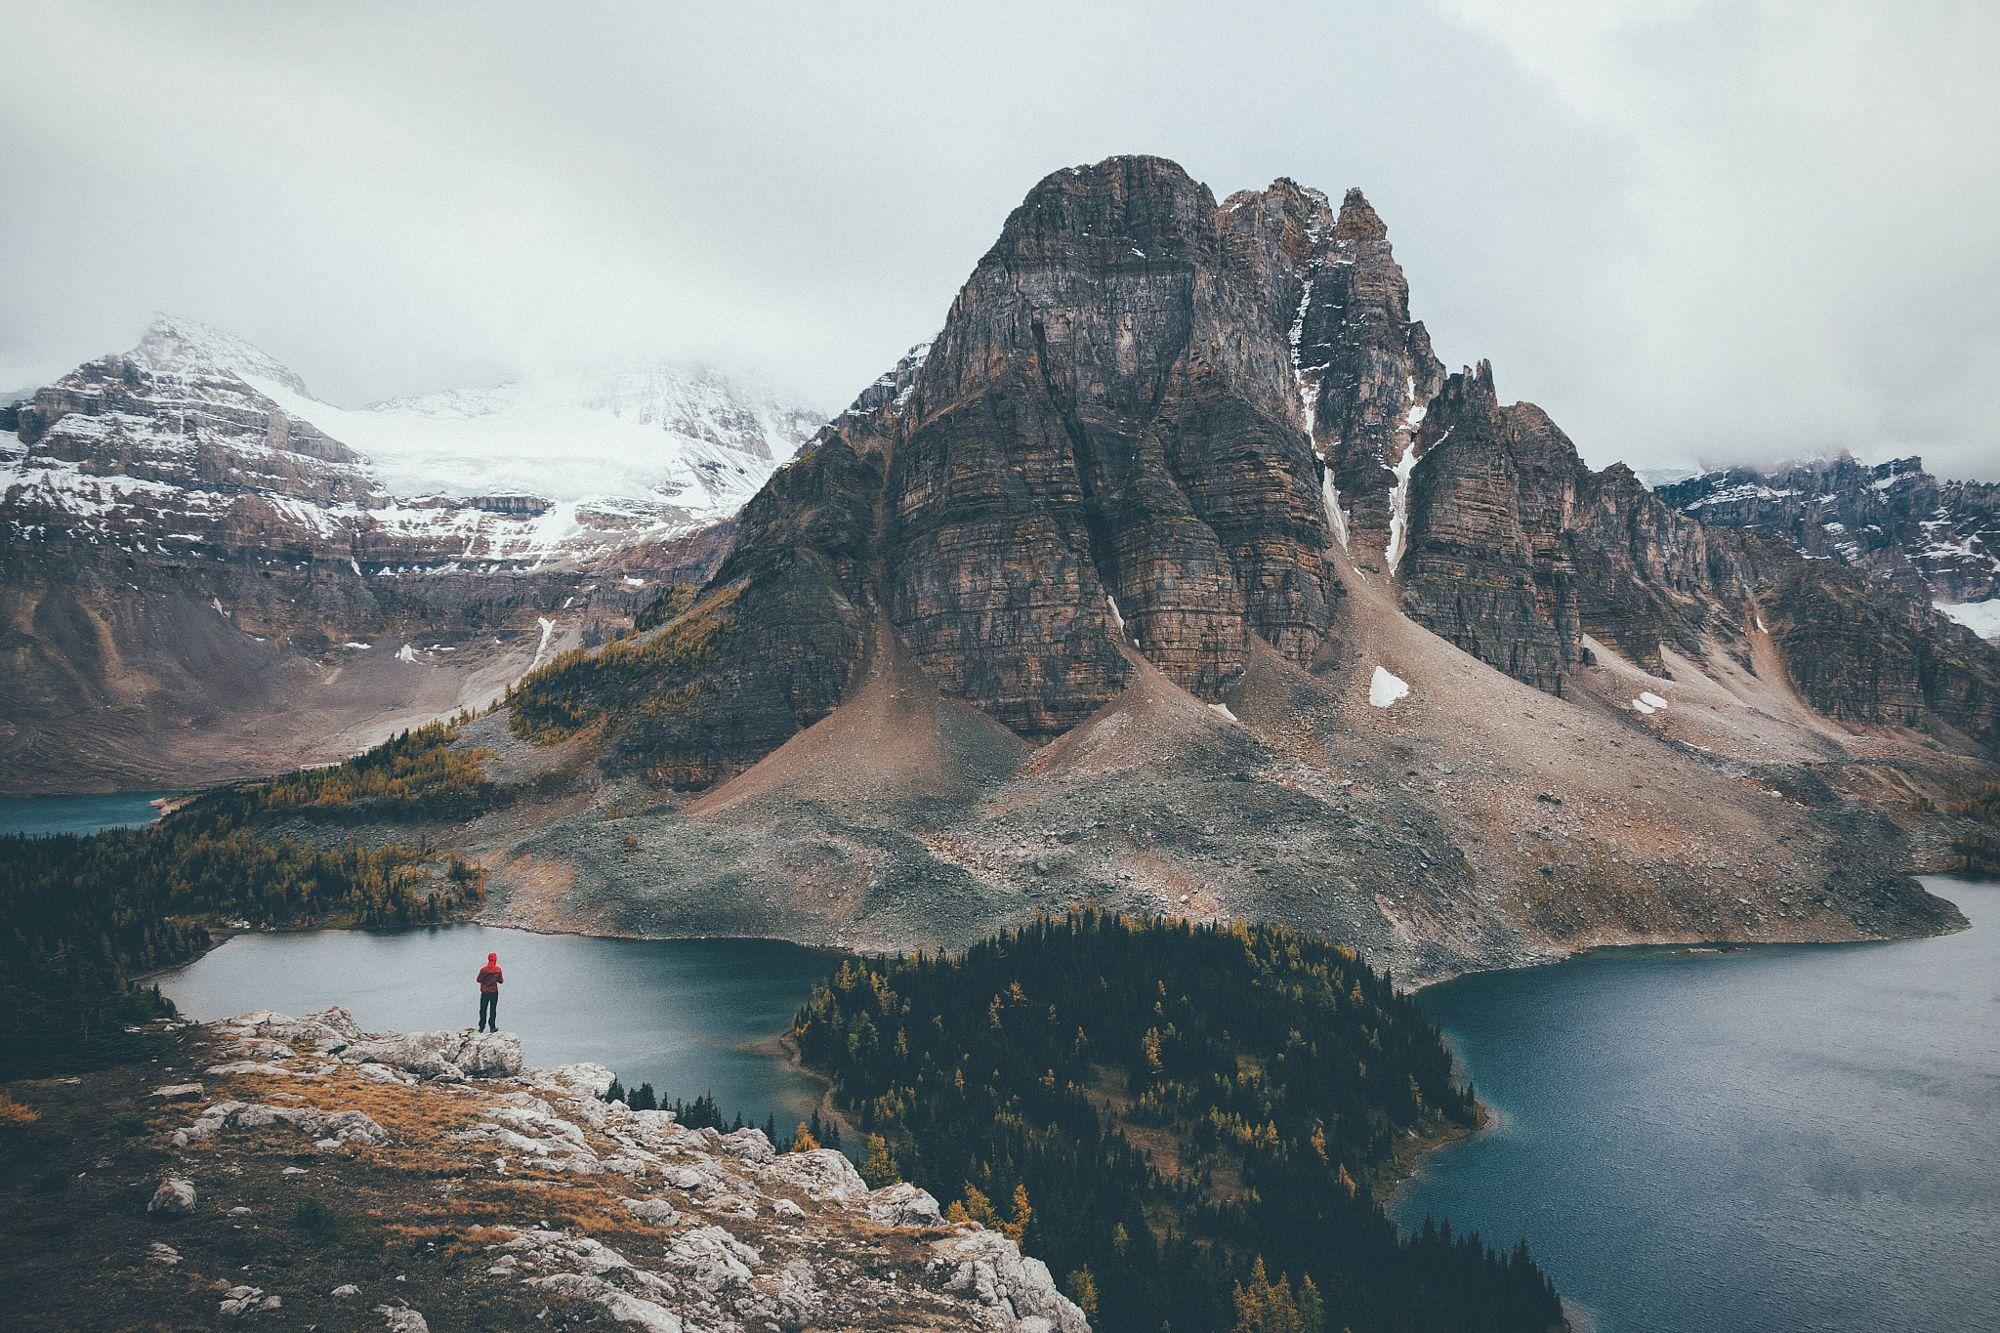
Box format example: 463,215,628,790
0,316,822,793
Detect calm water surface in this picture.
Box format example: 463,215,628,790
1393,876,1999,1333
0,790,179,836
157,926,842,1134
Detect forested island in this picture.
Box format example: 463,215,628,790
792,909,1566,1333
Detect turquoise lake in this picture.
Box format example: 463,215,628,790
155,925,843,1137
1393,876,1998,1333
0,790,178,837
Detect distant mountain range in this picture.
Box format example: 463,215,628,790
1657,455,2000,640
222,155,1992,981
0,316,823,792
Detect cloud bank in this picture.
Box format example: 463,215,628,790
2,0,1993,478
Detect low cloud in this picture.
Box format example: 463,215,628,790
2,1,1992,478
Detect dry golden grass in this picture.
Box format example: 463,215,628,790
0,1093,41,1127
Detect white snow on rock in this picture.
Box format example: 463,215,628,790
1368,666,1410,709
1936,597,2000,641
1639,691,1670,710
1631,697,1656,715
5,316,826,569
1402,374,1428,429
1321,468,1350,552
526,616,557,674
1385,433,1433,574
244,359,818,518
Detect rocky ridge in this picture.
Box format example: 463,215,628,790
517,156,1996,785
0,1007,1087,1331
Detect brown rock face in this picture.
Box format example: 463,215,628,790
603,428,883,786
509,154,2000,787
892,156,1333,727
1571,462,1740,671
1759,556,2000,749
1222,183,1444,558
1396,363,1577,692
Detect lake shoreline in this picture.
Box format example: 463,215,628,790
1387,876,1994,1333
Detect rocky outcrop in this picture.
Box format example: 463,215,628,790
892,155,1333,724
1396,364,1577,692
1222,182,1445,557
1390,367,1765,687
1757,555,2000,750
1571,462,1743,671
146,1177,195,1215
107,1012,1090,1332
527,155,1342,779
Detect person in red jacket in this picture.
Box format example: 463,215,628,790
476,952,504,1032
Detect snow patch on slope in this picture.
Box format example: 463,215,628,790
1368,666,1409,708
1936,597,2000,640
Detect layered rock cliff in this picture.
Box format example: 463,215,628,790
1746,538,2000,750
538,156,1796,778
1220,181,1445,559
1659,455,2000,615
527,156,1348,781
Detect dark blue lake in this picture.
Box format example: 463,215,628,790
0,790,179,837
1392,876,1999,1333
155,925,843,1137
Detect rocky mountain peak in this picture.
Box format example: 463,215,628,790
128,314,310,396
1660,453,2000,618
1334,186,1389,241
991,155,1224,265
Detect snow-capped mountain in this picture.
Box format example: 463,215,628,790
250,355,820,519
2,314,824,561
0,316,824,792
1657,455,2000,640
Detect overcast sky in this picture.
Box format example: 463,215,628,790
3,1,1995,479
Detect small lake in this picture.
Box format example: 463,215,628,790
1392,876,2000,1333
156,926,843,1136
0,790,179,837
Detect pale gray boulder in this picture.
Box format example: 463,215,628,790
147,1177,195,1215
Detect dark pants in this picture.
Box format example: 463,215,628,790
478,992,498,1032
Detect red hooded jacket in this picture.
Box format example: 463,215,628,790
477,954,503,993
